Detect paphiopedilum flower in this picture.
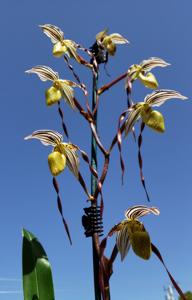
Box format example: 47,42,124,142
95,29,129,56
125,89,187,135
25,130,79,178
127,57,170,89
26,65,80,109
110,205,160,261
39,24,91,67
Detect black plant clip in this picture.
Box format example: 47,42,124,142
90,41,108,65
82,206,103,237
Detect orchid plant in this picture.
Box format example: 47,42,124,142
23,24,188,300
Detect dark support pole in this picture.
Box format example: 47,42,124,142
91,72,101,300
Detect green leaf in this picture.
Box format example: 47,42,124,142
22,228,55,300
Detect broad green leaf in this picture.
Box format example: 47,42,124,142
22,229,55,300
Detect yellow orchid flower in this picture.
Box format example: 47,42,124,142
25,130,79,178
39,24,91,67
127,57,170,89
96,29,129,56
124,89,187,135
26,65,79,109
113,205,160,261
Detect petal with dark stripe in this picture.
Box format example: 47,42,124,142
124,105,143,136
62,143,79,178
24,129,63,146
26,65,59,82
58,80,76,109
116,223,131,261
107,33,129,44
39,24,64,43
144,89,188,107
125,205,160,220
140,57,170,72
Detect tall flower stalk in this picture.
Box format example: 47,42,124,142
23,24,188,300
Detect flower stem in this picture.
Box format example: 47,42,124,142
98,71,127,95
91,71,102,300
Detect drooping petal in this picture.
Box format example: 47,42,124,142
144,89,188,107
48,151,66,176
107,33,129,44
63,40,79,60
57,80,76,109
26,65,59,82
124,105,143,136
61,143,79,178
140,57,170,72
116,223,131,261
24,129,63,147
125,205,160,220
39,24,64,43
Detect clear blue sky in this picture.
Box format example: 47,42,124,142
0,0,192,299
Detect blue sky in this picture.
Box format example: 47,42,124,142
0,0,192,299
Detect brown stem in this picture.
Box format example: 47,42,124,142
98,72,127,95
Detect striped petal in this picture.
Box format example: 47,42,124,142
125,205,160,220
58,80,76,109
124,105,143,136
144,89,188,107
63,40,79,60
39,24,64,43
116,223,131,261
107,33,129,44
24,129,63,147
26,65,59,82
62,143,79,178
140,57,170,72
